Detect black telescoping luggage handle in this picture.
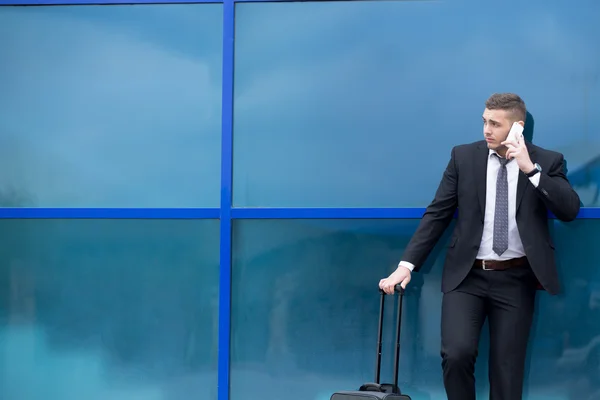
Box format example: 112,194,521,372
374,284,405,392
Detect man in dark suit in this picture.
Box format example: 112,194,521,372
379,93,581,400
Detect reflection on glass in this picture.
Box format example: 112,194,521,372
0,219,220,400
233,0,600,208
231,219,600,400
0,5,222,207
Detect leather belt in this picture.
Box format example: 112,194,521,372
473,257,528,271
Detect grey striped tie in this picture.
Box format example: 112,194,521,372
493,155,510,256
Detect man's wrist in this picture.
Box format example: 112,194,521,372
521,161,536,174
398,261,414,272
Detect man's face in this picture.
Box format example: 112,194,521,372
482,108,519,151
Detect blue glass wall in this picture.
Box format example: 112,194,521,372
1,0,599,400
231,219,600,400
0,219,220,400
233,0,600,208
0,5,223,207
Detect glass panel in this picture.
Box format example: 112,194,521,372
231,219,600,400
233,0,600,207
0,5,222,207
0,219,219,400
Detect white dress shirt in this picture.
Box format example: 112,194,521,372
399,149,541,271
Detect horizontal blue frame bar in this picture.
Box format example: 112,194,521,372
233,0,431,2
232,208,442,219
0,0,221,5
231,207,600,219
0,0,426,4
0,208,221,219
575,208,600,219
0,207,598,219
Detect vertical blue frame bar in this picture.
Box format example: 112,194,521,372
218,0,234,399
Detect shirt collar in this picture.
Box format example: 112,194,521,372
489,149,501,158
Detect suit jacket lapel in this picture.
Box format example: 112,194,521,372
516,141,536,212
475,142,489,218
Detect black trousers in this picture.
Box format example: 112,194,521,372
440,264,538,400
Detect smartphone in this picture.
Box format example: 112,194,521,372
506,122,524,144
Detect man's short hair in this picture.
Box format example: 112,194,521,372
485,93,527,122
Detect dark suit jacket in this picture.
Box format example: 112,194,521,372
402,140,581,295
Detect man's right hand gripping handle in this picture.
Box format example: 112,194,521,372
378,261,413,295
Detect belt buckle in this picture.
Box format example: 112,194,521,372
482,260,492,271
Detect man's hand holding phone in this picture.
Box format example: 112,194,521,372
502,121,535,173
505,121,523,145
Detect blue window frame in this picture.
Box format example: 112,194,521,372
1,0,599,400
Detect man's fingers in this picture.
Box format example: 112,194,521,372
506,148,518,159
380,270,412,293
400,276,411,289
380,279,393,293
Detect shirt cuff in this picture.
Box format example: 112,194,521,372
398,261,415,272
529,172,541,187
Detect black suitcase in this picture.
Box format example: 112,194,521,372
330,284,411,400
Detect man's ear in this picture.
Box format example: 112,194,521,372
517,120,525,128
